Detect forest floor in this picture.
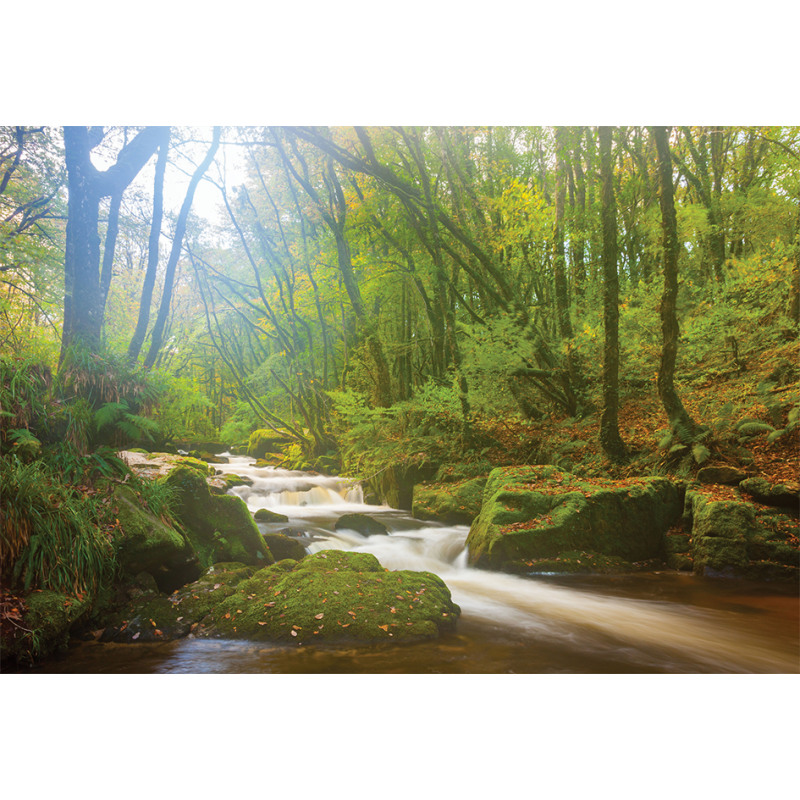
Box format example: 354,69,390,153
475,335,799,490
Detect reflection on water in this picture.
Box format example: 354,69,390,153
27,457,800,674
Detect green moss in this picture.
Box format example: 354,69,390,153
247,429,290,459
466,466,682,571
2,590,92,664
190,550,460,644
161,464,274,570
413,476,487,524
262,533,307,561
112,485,189,577
254,508,289,523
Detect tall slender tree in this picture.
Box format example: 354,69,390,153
598,126,626,462
652,126,699,442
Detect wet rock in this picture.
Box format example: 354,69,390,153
335,513,389,536
413,477,487,524
254,508,290,523
466,466,683,573
696,466,747,485
683,489,799,579
247,429,292,458
162,462,274,569
262,533,307,561
180,550,459,644
112,485,199,592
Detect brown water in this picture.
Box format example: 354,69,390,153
24,458,800,674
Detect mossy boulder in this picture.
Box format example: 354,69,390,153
413,476,487,524
112,485,198,591
247,429,291,459
262,533,307,561
466,466,683,573
254,508,290,523
696,466,747,485
684,491,755,576
335,513,389,536
684,490,799,579
739,477,800,510
185,550,460,644
161,463,273,569
2,590,93,665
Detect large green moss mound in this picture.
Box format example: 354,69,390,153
413,476,487,524
466,466,683,572
191,550,460,644
161,463,272,569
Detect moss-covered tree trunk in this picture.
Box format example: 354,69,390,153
598,126,627,462
652,126,699,443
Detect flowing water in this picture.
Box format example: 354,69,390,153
32,456,800,674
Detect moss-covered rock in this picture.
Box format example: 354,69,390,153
262,533,307,561
247,429,291,459
254,508,290,523
739,477,800,509
112,485,198,591
466,466,683,572
335,513,389,536
180,550,460,644
413,476,487,524
2,590,93,664
696,466,747,485
99,562,257,643
684,490,798,579
161,464,273,570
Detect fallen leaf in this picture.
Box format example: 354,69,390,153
132,632,140,640
291,630,298,637
314,613,324,619
378,624,389,631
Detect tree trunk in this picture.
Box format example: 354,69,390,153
598,127,626,462
652,126,699,442
127,130,170,362
144,128,220,369
60,125,168,364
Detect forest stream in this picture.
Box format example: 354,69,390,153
35,456,799,674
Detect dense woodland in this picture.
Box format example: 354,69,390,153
1,126,799,639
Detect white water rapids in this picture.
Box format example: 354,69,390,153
220,456,798,673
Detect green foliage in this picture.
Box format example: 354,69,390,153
94,400,160,445
130,473,181,526
1,455,115,594
148,372,216,444
329,380,470,477
7,428,42,461
220,401,260,445
0,353,53,446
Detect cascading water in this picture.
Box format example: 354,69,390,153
214,456,799,674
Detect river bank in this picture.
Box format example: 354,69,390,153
6,455,798,673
